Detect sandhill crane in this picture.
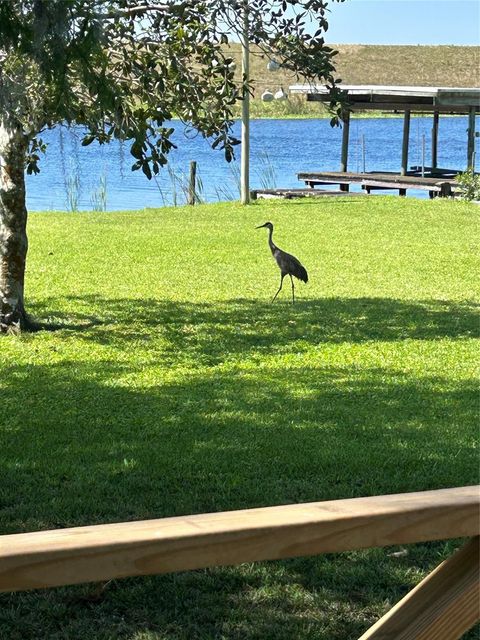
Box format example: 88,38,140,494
256,221,308,303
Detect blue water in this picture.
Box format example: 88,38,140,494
26,116,476,210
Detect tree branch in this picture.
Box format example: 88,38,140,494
93,2,187,20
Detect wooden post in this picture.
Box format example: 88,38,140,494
438,181,452,198
401,109,411,176
431,110,439,171
421,134,425,177
339,110,350,191
240,3,250,205
340,110,350,173
359,536,480,640
188,161,197,205
467,106,476,169
361,134,366,173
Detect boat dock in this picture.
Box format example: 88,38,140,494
252,171,457,200
297,171,456,197
252,85,477,201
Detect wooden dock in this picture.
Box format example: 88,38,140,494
251,187,366,200
297,171,457,198
252,171,458,201
289,85,479,174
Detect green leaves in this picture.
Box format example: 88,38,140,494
81,135,95,147
2,1,344,174
25,137,47,175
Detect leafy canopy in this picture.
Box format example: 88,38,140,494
0,0,345,177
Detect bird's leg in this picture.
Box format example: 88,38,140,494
272,274,285,303
290,275,295,304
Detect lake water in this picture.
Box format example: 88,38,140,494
26,116,475,211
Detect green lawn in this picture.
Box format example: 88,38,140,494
0,196,479,639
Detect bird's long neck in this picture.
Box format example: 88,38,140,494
268,227,277,254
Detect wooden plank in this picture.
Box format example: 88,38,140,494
360,179,443,192
358,536,480,640
252,188,365,199
0,487,478,592
363,179,455,194
305,97,477,113
300,178,357,186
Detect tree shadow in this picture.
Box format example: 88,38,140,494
2,359,477,527
1,353,478,638
29,295,479,365
2,294,479,639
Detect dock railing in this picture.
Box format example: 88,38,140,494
1,486,479,639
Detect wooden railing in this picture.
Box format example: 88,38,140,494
1,486,479,639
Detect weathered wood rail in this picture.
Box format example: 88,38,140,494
1,486,479,639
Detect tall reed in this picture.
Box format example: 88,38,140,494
60,126,82,212
256,150,277,189
90,173,108,211
65,172,80,212
214,161,241,201
153,163,205,206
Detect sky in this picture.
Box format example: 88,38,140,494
323,0,480,45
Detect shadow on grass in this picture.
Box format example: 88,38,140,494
1,358,478,637
1,296,478,639
29,295,479,363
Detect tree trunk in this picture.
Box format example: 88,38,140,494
0,124,30,333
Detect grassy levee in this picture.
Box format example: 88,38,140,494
0,197,479,639
227,44,480,118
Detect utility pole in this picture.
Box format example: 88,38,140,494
241,2,250,205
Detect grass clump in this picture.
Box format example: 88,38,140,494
0,196,479,639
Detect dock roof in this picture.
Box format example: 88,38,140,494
289,84,480,113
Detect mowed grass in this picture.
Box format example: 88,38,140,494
0,196,479,639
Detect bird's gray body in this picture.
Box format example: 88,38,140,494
270,244,308,283
256,221,308,302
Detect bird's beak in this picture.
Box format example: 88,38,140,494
255,224,266,229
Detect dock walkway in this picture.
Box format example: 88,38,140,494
297,171,457,198
252,171,458,200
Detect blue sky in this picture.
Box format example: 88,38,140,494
324,0,479,45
